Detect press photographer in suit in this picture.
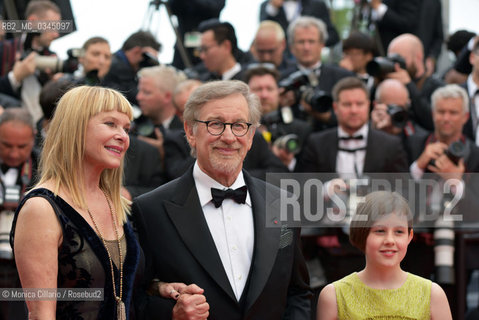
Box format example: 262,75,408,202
133,80,311,319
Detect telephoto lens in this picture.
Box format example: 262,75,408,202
434,217,455,284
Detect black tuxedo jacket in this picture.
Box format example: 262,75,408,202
460,82,476,141
297,127,408,173
132,168,312,319
259,0,339,47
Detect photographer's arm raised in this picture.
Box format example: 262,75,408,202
13,196,62,320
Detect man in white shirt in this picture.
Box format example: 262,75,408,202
133,80,311,319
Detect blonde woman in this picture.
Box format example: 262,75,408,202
11,86,139,319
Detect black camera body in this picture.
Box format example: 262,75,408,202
366,53,406,78
428,140,467,168
387,104,409,128
278,70,332,113
444,141,466,165
262,107,301,154
139,52,160,68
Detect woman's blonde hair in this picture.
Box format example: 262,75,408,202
37,86,133,222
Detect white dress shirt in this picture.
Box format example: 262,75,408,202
336,124,369,179
222,63,242,81
466,75,479,145
193,162,254,300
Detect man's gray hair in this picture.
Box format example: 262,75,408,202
287,16,328,47
183,80,261,157
0,108,35,132
431,84,469,113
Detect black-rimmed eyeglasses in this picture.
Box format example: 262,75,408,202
194,119,252,137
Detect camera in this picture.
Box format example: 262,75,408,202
387,104,409,128
0,185,22,260
273,134,301,154
366,53,406,78
139,52,160,68
444,141,466,165
131,115,156,138
278,70,333,113
34,48,81,74
429,140,466,168
262,107,302,154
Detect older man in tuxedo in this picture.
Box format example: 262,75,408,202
133,80,311,319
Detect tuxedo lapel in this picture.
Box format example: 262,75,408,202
164,172,236,302
243,172,281,312
327,130,339,172
363,129,376,173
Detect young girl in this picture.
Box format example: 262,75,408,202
317,191,452,320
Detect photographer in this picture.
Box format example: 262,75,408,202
61,36,111,86
135,65,186,161
0,1,62,124
409,85,479,180
371,79,429,164
103,31,161,105
339,31,376,93
0,109,38,320
285,16,353,131
385,33,445,131
404,85,479,310
245,64,312,170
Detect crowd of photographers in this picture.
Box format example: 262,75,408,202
1,0,479,318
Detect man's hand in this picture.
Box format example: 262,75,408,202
371,103,391,130
272,144,295,168
158,282,204,300
416,142,448,170
12,52,37,83
427,156,465,181
279,88,296,108
138,127,164,160
339,56,354,72
386,64,411,85
172,287,209,320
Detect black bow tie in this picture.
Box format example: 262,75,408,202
339,135,364,141
0,163,12,173
211,186,247,208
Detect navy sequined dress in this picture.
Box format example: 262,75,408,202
10,188,140,319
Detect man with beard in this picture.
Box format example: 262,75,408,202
386,33,445,131
133,80,311,319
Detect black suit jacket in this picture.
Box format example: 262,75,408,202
414,0,443,59
460,82,476,141
297,127,408,173
123,135,165,199
103,51,138,105
260,0,339,47
168,114,184,130
375,0,421,54
132,168,312,319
